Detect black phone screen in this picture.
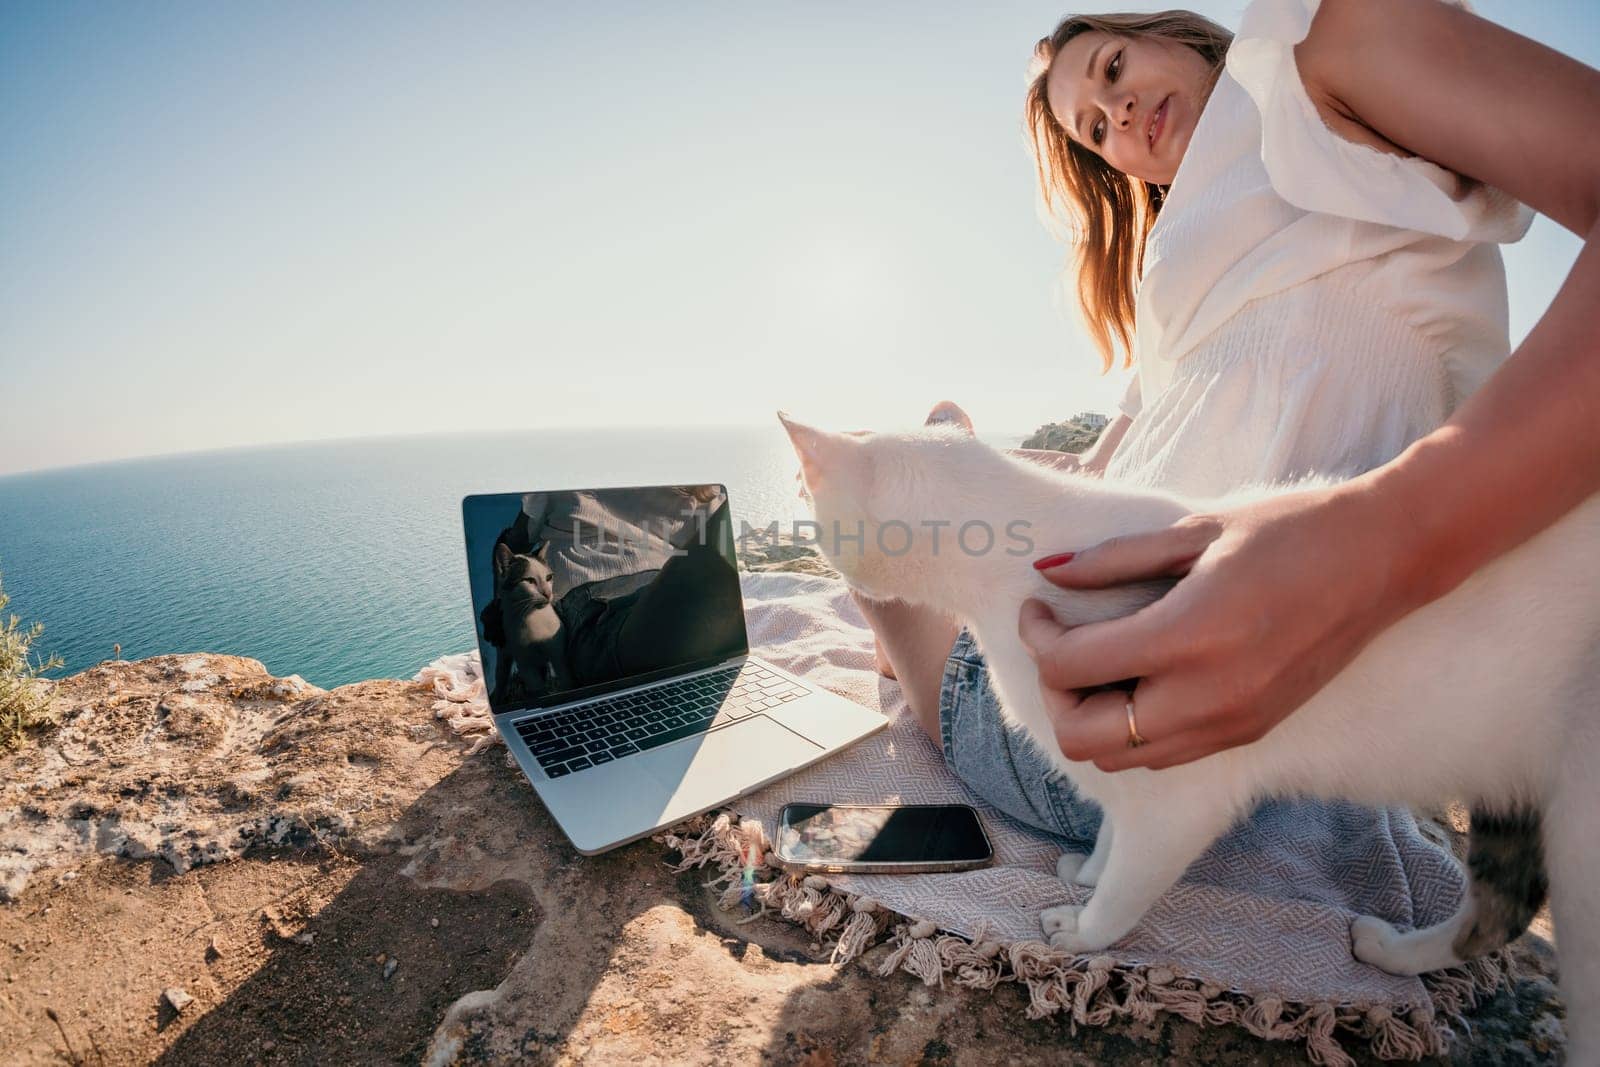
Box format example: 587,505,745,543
778,804,991,864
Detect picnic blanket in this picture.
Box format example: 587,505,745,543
419,571,1506,1065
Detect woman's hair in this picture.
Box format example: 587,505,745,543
1025,11,1232,373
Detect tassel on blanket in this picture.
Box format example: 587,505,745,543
1303,1003,1352,1067
653,809,1512,1065
654,814,894,961
1072,955,1117,1028
936,925,1005,991
831,896,888,963
1364,1005,1430,1062
414,652,499,754
875,921,944,986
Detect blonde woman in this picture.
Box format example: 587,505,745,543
854,0,1599,1027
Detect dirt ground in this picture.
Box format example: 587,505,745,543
0,654,1568,1065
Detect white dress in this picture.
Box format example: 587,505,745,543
1103,0,1534,497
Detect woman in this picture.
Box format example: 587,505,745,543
1025,0,1600,771
856,0,1598,900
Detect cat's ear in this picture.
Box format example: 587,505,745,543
778,412,861,495
493,541,514,577
533,540,550,563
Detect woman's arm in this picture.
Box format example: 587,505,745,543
1019,0,1600,771
1078,412,1133,477
1248,0,1600,597
1374,216,1600,611
1281,0,1600,601
1296,0,1600,237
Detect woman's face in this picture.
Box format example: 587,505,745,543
1045,30,1216,186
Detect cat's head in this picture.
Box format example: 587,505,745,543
493,541,555,609
779,412,1003,605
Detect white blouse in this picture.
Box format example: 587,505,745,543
1103,0,1534,497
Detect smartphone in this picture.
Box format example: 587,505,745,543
772,802,995,874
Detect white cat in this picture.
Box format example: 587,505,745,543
780,412,1598,1053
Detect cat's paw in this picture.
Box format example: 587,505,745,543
1041,904,1086,949
1351,916,1415,974
1055,852,1090,885
1042,904,1120,953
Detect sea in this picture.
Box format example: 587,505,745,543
0,426,1027,689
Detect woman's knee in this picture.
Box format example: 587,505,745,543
850,591,956,744
903,679,946,747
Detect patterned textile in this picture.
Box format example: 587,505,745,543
730,571,1467,1009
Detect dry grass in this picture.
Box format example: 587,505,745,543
0,567,62,751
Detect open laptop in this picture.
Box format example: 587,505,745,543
461,483,885,854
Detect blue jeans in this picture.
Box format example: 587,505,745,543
937,626,1103,850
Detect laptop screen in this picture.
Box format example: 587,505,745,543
461,484,749,715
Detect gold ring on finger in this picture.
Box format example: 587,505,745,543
1125,695,1148,749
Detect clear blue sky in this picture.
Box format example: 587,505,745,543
2,0,1595,476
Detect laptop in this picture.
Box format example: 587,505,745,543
461,483,886,854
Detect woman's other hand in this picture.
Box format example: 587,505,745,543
1018,482,1420,771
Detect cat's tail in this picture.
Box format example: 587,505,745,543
1350,804,1547,976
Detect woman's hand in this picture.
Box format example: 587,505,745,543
1017,481,1421,771
1007,447,1087,473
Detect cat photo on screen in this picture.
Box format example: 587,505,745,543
488,540,572,705
471,486,745,713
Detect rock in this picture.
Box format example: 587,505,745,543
0,653,1566,1065
735,531,837,578
163,986,194,1013
270,676,311,699
1022,412,1110,453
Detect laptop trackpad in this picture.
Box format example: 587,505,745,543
641,716,820,812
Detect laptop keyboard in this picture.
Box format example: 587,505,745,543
512,662,809,778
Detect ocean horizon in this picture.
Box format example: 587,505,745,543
0,424,1031,689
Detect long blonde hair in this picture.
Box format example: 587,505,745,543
1025,12,1232,372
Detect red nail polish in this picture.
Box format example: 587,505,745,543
1033,552,1076,571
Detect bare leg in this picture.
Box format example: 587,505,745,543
872,632,898,680
850,589,960,748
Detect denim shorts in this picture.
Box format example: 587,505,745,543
938,626,1103,850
